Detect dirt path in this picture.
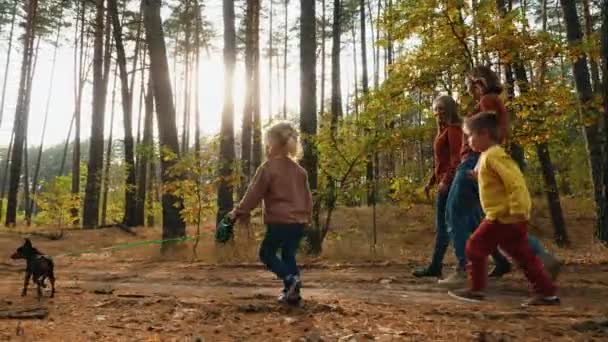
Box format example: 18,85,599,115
1,258,608,341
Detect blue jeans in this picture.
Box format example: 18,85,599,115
446,154,549,270
428,190,450,272
259,224,305,282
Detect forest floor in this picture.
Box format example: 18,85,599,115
1,200,608,341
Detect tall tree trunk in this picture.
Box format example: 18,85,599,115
600,0,608,243
361,0,374,206
101,69,117,226
0,128,14,222
251,1,263,173
320,0,326,116
268,0,274,121
331,0,343,124
300,0,320,254
72,0,87,223
137,75,154,226
582,0,601,92
351,25,359,118
193,0,202,152
28,19,63,221
109,0,137,226
217,0,237,223
59,114,74,176
374,0,381,87
560,0,607,241
0,0,17,127
83,0,109,228
326,0,342,224
241,0,255,198
283,0,289,118
6,0,38,227
143,0,186,247
181,0,192,153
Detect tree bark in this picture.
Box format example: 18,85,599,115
181,0,192,153
217,0,237,223
101,69,118,226
28,19,63,221
300,0,320,254
320,0,326,116
560,0,607,241
83,0,109,228
109,0,137,226
143,0,186,247
6,0,38,226
268,0,274,121
283,0,289,119
241,0,255,197
193,0,202,152
251,0,262,173
72,0,87,224
0,130,14,223
0,0,18,127
137,75,154,226
582,0,601,92
600,0,608,243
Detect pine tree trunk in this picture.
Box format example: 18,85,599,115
194,0,202,152
351,25,359,118
143,0,186,247
72,0,87,224
283,0,289,119
137,75,154,226
217,0,237,223
0,0,18,127
600,0,608,243
0,129,14,222
582,0,601,92
6,0,38,227
320,0,326,116
252,1,262,172
83,0,110,228
268,0,274,121
559,0,607,240
300,0,320,254
331,0,343,124
361,0,374,206
101,69,117,226
241,0,255,197
59,114,74,176
181,0,192,153
326,0,341,224
109,0,137,226
28,20,62,221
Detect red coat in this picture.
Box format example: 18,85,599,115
433,125,463,187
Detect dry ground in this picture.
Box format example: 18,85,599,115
1,200,607,341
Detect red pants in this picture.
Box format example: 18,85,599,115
466,220,556,296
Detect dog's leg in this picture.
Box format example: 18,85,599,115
49,273,55,298
22,272,31,297
36,277,42,301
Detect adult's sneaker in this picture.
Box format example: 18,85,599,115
438,268,467,287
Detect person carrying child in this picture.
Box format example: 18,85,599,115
228,121,312,306
448,112,560,306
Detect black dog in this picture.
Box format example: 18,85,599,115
10,239,55,300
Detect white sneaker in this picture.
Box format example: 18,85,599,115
438,269,467,287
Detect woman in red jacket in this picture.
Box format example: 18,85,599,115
413,95,462,278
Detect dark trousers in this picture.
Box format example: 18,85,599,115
259,224,305,283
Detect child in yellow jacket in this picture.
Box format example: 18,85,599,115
448,112,559,306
